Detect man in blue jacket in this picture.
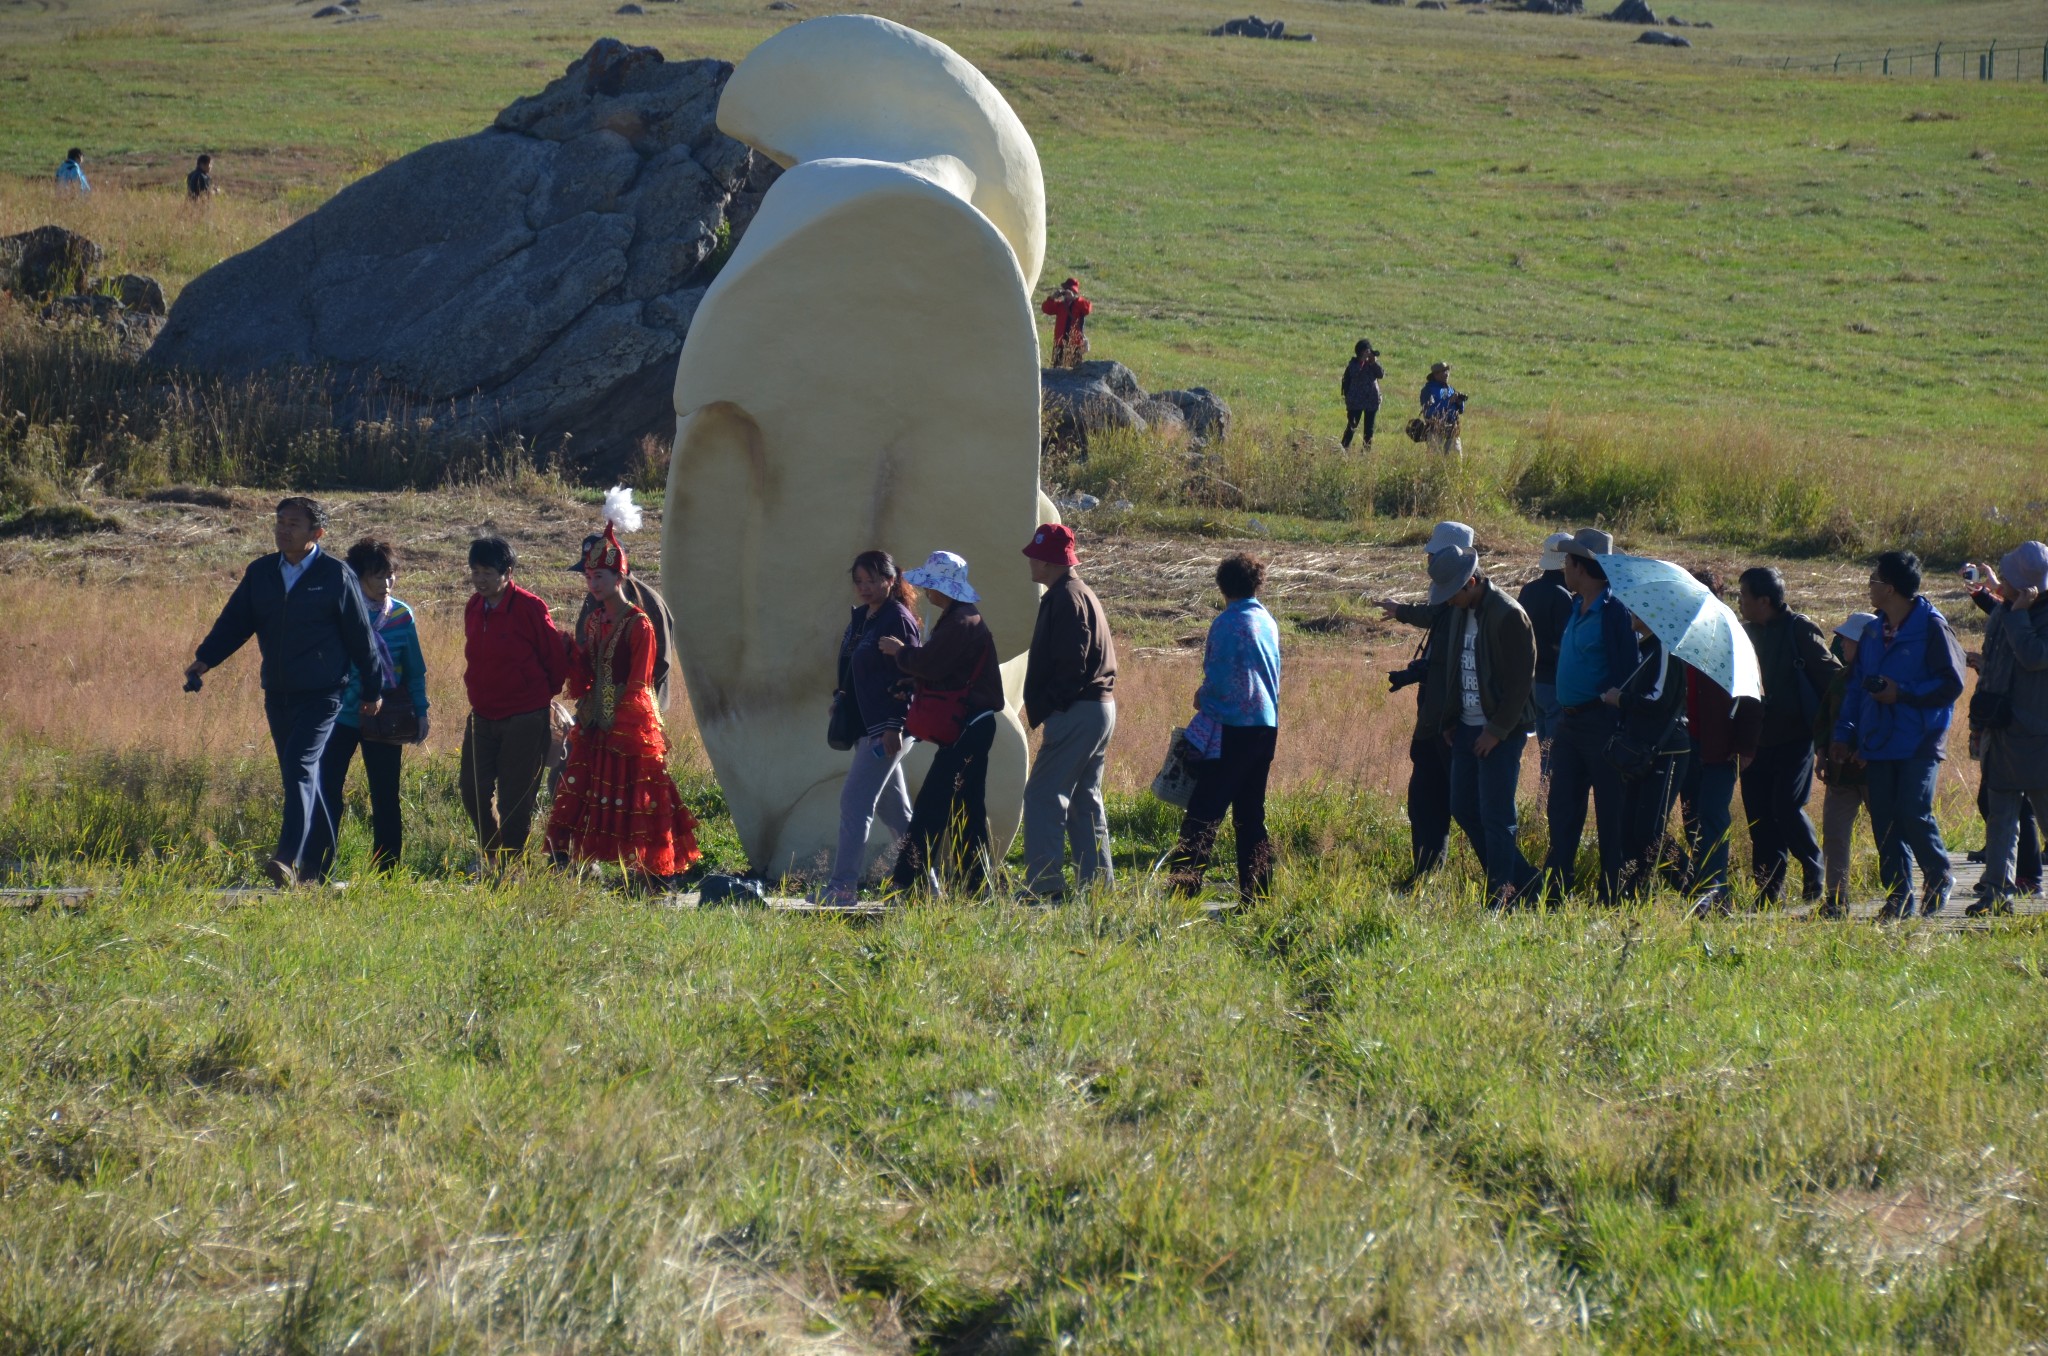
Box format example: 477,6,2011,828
1540,528,1641,905
184,497,380,888
1830,550,1966,918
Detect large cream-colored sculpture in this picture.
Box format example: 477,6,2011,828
662,14,1050,879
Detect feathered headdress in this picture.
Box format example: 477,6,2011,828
581,485,641,575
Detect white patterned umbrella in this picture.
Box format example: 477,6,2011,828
1598,553,1761,700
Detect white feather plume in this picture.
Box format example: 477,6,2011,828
602,485,643,533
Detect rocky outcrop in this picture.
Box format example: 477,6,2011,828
1211,14,1316,39
1604,0,1656,20
148,38,781,478
1041,361,1230,453
0,226,104,303
1636,29,1691,44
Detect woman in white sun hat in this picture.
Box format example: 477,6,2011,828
878,550,1006,897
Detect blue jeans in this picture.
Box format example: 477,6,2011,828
1863,755,1949,906
1679,738,1738,894
1542,707,1628,902
264,688,345,877
1447,724,1535,900
1531,681,1561,779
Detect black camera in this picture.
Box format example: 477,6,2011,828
1863,675,1888,694
1387,658,1430,692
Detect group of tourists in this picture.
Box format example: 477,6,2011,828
184,494,2032,917
1381,521,2034,919
185,494,698,892
50,148,214,199
1338,341,1467,455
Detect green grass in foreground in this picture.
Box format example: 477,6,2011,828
5,868,2047,1350
3,739,2046,1350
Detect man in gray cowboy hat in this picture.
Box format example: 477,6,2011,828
1377,522,1477,886
1539,528,1640,904
1415,543,1541,908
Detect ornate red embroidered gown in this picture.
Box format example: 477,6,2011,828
545,604,700,876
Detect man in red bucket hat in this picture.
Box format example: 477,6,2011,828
1020,522,1119,901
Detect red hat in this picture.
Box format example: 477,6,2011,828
1022,522,1077,566
583,521,628,575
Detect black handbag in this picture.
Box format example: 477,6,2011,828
828,649,863,751
358,683,420,745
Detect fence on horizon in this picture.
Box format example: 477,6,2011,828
1733,38,2048,81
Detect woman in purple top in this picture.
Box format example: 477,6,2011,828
1168,552,1283,900
817,550,922,907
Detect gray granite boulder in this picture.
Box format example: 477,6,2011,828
0,226,104,303
1041,362,1231,454
149,38,780,476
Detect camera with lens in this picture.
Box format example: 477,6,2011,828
1387,657,1431,692
1862,675,1888,694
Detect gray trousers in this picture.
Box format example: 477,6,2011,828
1821,780,1866,905
830,733,912,890
1985,785,2048,892
1024,699,1116,895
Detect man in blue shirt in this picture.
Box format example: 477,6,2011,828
54,148,89,195
185,497,380,888
1539,528,1641,904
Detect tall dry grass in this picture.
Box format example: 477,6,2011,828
0,179,310,302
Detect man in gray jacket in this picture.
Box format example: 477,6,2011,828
1416,545,1540,908
1020,523,1118,900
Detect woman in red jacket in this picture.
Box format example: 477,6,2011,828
544,523,700,886
1042,277,1092,368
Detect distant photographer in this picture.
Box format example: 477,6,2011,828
1419,361,1467,456
1339,339,1384,450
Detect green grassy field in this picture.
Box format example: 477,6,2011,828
6,1,2048,1347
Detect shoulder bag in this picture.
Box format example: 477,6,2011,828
904,645,989,747
1150,727,1200,809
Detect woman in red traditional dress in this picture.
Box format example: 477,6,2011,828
544,522,700,885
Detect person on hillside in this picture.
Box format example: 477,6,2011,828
544,523,701,887
1967,542,2048,916
313,538,430,878
184,496,380,889
186,154,213,201
1042,277,1093,368
1167,552,1283,901
1376,520,1475,887
1339,340,1385,450
817,550,922,909
1675,572,1762,911
1815,612,1876,917
1738,566,1841,906
1020,523,1119,903
1539,528,1639,905
461,535,570,869
1518,531,1576,777
880,552,1005,898
1414,544,1539,909
1831,550,1967,919
55,148,89,195
1420,361,1466,455
1605,614,1691,900
1962,562,2039,893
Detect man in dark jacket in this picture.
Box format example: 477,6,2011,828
1540,528,1640,905
1831,550,1967,918
1416,546,1539,907
1517,531,1575,777
1377,521,1476,886
1019,524,1119,900
1738,566,1842,905
185,496,380,888
1339,340,1384,450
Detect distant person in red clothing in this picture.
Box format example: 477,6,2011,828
1042,277,1092,368
461,535,570,867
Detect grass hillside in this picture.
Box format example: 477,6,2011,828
4,0,2044,463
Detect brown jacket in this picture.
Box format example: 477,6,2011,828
894,602,1005,717
1022,572,1117,727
